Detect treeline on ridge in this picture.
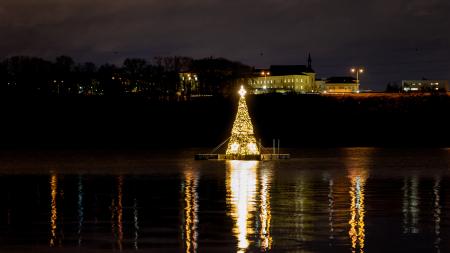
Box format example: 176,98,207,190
0,55,252,99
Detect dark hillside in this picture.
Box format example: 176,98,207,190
1,94,448,149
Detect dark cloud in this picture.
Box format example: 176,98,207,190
1,0,449,90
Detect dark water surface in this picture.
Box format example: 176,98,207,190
0,148,449,252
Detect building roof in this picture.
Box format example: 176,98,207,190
326,76,357,84
269,65,314,76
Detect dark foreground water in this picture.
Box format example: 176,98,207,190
0,148,449,252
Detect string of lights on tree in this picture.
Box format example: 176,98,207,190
226,86,260,158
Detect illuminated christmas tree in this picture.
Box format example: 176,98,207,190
226,86,260,158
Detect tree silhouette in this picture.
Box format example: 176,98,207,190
0,54,251,99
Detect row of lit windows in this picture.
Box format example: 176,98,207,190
327,87,355,90
181,76,198,81
259,85,305,89
249,78,306,85
406,82,440,86
250,80,274,84
404,87,440,91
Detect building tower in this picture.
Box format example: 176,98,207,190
225,86,260,159
307,53,313,72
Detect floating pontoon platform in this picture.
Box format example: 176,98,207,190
194,153,290,161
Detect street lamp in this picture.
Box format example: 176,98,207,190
261,71,270,88
351,67,364,92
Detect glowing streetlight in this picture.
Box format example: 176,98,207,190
261,71,270,86
260,71,270,77
351,67,364,92
350,67,364,84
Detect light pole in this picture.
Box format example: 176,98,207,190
351,67,364,92
260,71,270,89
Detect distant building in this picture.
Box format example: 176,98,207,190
321,76,359,93
245,54,317,94
401,80,448,93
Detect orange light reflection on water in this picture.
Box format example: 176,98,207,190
111,176,124,250
348,172,367,253
259,166,272,250
117,176,123,251
433,177,441,253
49,174,58,247
183,170,199,253
345,148,371,253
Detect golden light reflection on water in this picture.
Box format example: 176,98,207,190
328,178,334,242
259,165,273,250
182,170,199,253
433,177,441,253
111,176,124,250
295,176,307,243
49,174,58,247
348,169,367,253
226,160,258,253
402,176,420,234
117,176,123,251
77,175,84,246
133,197,139,250
345,148,372,253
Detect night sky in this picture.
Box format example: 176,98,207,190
1,0,449,90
